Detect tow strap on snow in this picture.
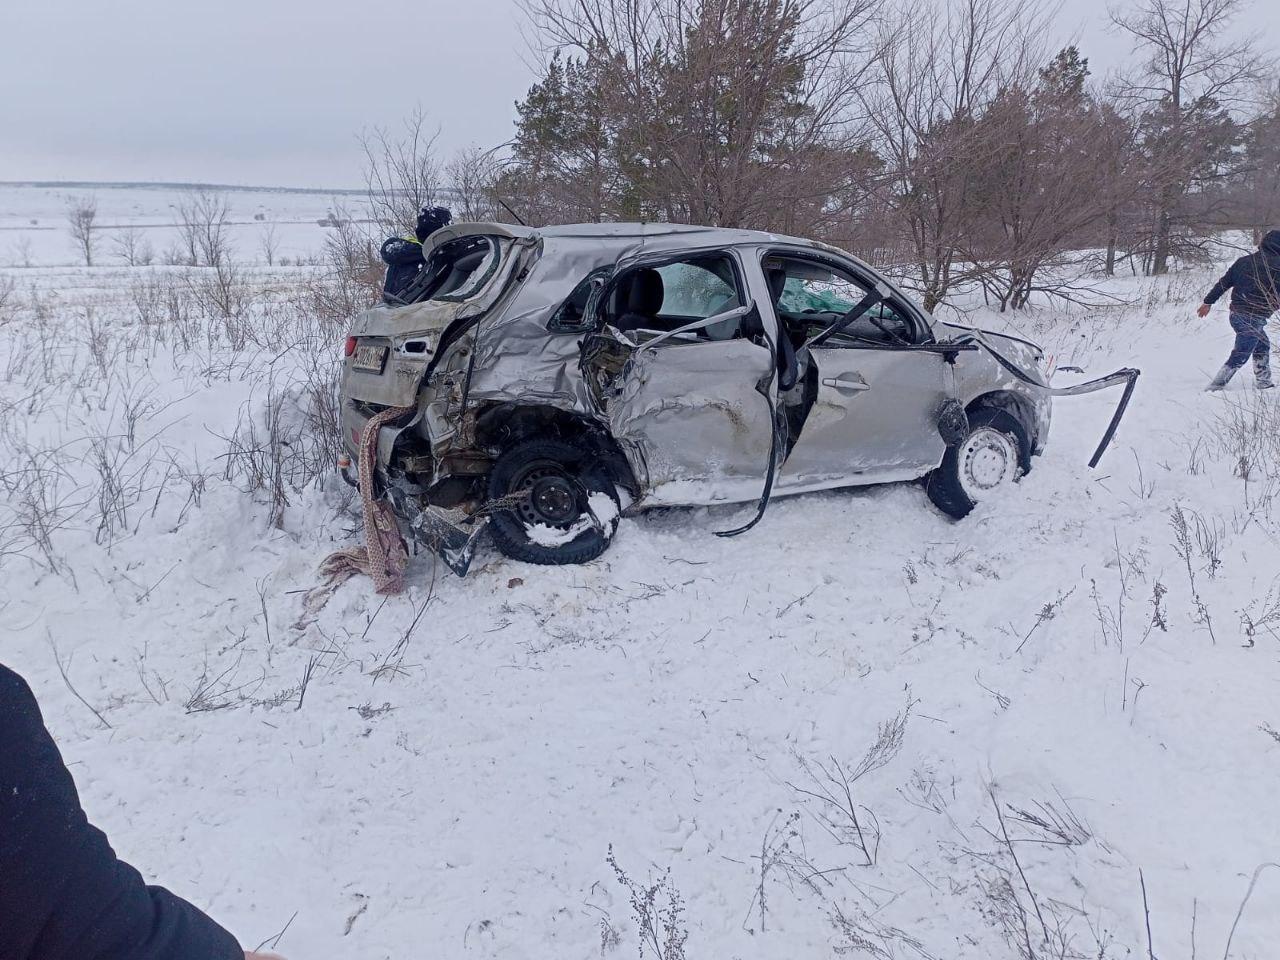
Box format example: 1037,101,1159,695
319,405,415,595
953,329,1140,468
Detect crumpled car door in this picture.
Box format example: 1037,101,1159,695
587,333,778,506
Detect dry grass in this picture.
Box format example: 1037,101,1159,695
0,261,353,575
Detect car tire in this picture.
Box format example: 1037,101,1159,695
487,439,620,565
925,408,1029,519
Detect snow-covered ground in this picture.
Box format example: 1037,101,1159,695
2,216,1279,960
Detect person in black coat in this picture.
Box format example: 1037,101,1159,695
0,663,280,960
1198,229,1280,391
380,205,452,303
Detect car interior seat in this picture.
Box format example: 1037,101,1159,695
702,295,742,340
434,245,489,298
613,269,665,332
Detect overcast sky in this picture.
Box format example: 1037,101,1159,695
1,0,1274,189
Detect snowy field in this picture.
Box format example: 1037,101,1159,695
0,181,368,268
2,192,1279,960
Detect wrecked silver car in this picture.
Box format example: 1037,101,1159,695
338,223,1137,573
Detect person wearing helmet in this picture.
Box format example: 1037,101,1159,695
1198,229,1280,391
380,205,452,303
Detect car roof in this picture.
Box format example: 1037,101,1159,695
420,221,883,312
411,219,937,335
426,220,841,256
537,222,820,246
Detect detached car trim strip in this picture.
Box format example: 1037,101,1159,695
955,329,1140,469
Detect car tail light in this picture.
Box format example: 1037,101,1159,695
343,336,357,357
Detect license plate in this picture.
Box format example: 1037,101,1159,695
352,343,388,373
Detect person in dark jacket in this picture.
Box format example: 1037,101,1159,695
0,663,281,960
380,205,452,303
1197,229,1280,391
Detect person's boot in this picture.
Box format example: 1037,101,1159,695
1206,364,1238,392
1255,354,1275,390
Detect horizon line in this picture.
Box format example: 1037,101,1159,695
0,179,368,195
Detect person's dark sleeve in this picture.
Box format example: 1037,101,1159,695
0,664,242,960
380,236,424,266
1204,258,1241,305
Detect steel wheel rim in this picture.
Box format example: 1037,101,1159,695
959,426,1018,500
510,460,582,528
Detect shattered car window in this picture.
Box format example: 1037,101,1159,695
779,275,854,314
412,236,502,303
655,259,740,319
770,258,914,346
550,267,611,330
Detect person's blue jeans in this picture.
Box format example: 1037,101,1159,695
1226,313,1271,369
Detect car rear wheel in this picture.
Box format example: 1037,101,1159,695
487,439,620,565
925,408,1028,519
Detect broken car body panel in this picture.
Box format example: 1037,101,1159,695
604,337,777,504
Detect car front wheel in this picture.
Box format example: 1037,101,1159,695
925,408,1028,519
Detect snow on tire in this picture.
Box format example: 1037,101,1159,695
487,439,621,566
925,408,1029,519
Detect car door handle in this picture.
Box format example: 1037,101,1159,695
821,373,871,395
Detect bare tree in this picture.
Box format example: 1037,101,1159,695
112,225,154,267
1235,77,1280,238
174,190,233,267
864,0,1055,308
1112,0,1261,274
1094,95,1146,276
12,237,33,268
173,200,198,265
0,273,16,323
446,145,501,222
259,221,279,267
66,195,98,266
361,107,442,235
962,48,1131,309
309,202,383,325
160,241,187,267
